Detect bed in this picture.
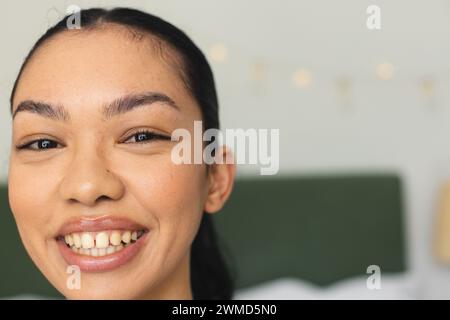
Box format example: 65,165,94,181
213,174,409,299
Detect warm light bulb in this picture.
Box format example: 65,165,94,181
209,43,228,62
292,69,312,88
376,62,394,80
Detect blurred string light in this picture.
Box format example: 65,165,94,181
249,62,268,96
250,62,266,81
292,68,312,88
336,77,352,109
375,62,395,80
419,77,436,98
336,77,351,96
419,77,438,108
208,43,228,63
203,34,439,108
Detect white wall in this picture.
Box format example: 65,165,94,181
2,0,450,298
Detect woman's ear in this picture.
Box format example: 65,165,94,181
204,147,236,214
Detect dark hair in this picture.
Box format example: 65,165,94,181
10,7,233,299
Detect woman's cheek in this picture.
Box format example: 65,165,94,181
124,152,207,215
8,165,55,270
9,161,57,220
126,158,206,254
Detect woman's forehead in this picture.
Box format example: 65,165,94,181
13,27,191,115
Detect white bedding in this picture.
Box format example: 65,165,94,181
234,273,419,300
4,273,418,299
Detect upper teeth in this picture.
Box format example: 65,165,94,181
63,230,143,256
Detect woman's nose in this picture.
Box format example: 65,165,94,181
58,149,125,207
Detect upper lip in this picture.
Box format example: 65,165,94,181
56,215,147,237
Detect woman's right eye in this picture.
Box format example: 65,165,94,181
16,139,61,152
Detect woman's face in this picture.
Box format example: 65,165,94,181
8,26,222,299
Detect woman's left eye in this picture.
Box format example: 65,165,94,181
124,130,171,144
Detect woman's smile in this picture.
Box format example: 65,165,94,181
56,216,149,272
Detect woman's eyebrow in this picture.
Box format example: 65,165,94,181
12,92,180,121
103,92,180,119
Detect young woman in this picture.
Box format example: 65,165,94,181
8,7,235,299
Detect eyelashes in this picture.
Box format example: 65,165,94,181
16,129,171,152
123,129,171,144
16,139,59,151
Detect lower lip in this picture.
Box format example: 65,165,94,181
57,233,148,272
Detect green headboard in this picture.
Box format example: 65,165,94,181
0,173,407,297
214,174,407,289
0,185,61,298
